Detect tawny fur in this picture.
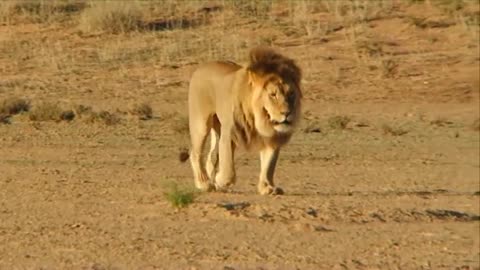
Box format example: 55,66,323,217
183,47,302,195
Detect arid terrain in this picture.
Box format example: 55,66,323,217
0,1,479,269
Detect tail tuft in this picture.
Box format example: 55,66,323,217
179,148,190,162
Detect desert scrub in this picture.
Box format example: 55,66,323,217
129,102,153,120
328,115,351,130
0,97,30,115
29,102,74,122
382,123,409,136
84,110,122,126
79,1,143,34
0,0,86,24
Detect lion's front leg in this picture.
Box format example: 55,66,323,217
214,129,236,190
258,147,283,195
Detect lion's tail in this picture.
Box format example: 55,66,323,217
179,148,190,163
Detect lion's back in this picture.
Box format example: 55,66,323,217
188,61,242,113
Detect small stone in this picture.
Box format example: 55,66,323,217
217,202,250,211
306,207,317,217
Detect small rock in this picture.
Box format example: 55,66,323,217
217,202,250,211
314,225,335,232
306,207,317,217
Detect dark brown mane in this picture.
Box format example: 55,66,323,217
247,47,302,86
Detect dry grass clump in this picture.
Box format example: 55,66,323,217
129,103,153,120
0,0,86,24
84,110,122,126
79,2,143,34
328,115,351,130
302,118,322,133
29,102,75,122
382,123,409,136
430,117,454,127
0,97,30,115
0,114,10,124
73,104,122,125
73,104,93,117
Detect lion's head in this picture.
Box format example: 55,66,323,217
247,47,302,137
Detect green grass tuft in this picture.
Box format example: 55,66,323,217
163,182,196,208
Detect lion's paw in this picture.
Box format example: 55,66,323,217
258,183,284,195
195,179,215,192
214,173,236,191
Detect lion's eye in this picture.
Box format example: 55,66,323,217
269,92,277,99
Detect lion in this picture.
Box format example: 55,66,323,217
182,47,302,195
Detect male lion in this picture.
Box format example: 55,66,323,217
183,47,302,195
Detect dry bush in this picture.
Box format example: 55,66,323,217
29,102,74,122
129,103,153,120
0,97,30,115
79,1,144,34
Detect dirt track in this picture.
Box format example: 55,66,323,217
0,1,479,269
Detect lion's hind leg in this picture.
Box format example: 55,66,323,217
189,114,215,192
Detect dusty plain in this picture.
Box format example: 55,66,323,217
0,1,479,269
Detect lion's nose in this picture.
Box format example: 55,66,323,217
282,109,291,117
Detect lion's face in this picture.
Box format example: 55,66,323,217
251,75,301,135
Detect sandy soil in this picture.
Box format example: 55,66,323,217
0,1,479,269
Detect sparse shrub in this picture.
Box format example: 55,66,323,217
381,59,398,78
382,124,408,136
0,97,30,115
85,110,122,126
74,104,122,126
303,119,322,133
0,114,11,124
163,182,196,208
0,0,86,23
328,115,351,130
407,16,455,29
129,103,153,120
79,2,143,34
60,110,75,122
430,118,453,127
73,104,93,117
29,102,63,122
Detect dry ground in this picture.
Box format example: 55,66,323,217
0,1,479,269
